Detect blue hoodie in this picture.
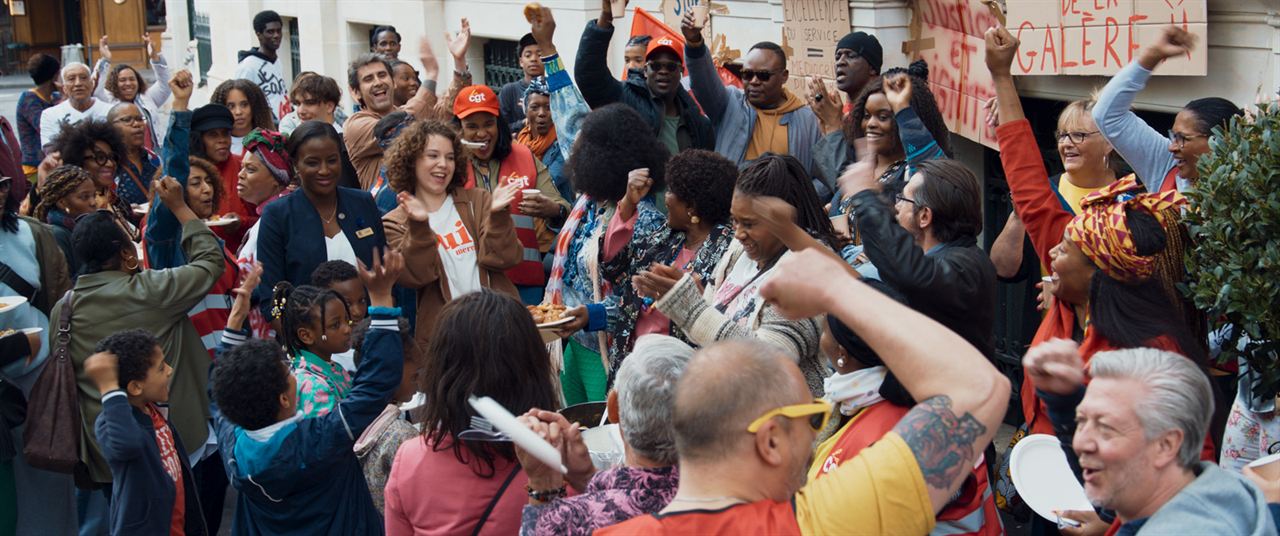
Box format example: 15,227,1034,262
1116,462,1276,536
210,312,403,535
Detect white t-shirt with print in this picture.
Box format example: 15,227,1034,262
39,98,113,147
234,53,288,121
429,196,482,300
712,254,777,327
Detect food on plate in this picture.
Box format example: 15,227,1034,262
0,329,15,338
523,2,543,22
527,303,566,324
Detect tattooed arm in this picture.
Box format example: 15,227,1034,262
761,249,1009,514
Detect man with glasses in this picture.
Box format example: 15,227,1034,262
841,156,996,361
679,11,821,191
574,0,714,156
600,249,1009,535
39,63,113,149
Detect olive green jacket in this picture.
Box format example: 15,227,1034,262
49,219,224,484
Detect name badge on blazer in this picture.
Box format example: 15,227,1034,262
356,227,375,239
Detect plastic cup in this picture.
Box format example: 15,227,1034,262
522,189,541,198
692,4,710,27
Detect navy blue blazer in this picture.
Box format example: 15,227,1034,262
254,187,387,317
95,395,208,536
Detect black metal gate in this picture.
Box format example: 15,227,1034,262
288,18,301,79
482,38,522,91
193,11,212,84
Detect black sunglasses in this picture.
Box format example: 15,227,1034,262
741,69,781,83
646,60,682,74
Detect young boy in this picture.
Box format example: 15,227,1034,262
311,259,367,371
211,251,403,535
86,329,206,536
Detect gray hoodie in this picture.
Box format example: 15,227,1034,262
1124,462,1276,535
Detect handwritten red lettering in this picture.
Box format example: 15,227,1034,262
1127,14,1148,61
1103,17,1121,67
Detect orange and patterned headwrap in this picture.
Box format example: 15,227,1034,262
1065,176,1186,282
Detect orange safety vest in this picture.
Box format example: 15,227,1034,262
816,402,1003,536
465,143,545,287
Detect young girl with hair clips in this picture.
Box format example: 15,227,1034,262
271,281,355,417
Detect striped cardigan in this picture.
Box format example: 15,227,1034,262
654,241,825,395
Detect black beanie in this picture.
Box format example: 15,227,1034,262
836,31,883,74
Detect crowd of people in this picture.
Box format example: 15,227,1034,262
0,1,1275,535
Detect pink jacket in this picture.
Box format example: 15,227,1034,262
385,435,528,536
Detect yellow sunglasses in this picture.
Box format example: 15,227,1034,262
746,398,833,433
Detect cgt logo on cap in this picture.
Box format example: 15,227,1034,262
657,37,674,47
468,90,487,104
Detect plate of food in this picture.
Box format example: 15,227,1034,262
0,296,27,314
204,214,238,227
0,327,41,338
528,303,571,328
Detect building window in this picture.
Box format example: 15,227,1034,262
288,17,301,78
483,38,522,92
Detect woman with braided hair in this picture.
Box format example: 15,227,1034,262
33,164,96,276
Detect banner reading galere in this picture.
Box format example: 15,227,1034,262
1007,0,1206,76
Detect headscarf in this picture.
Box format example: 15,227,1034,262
515,76,557,159
243,129,292,187
1065,176,1186,283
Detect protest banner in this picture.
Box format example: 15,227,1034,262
1007,0,1207,75
781,0,851,81
910,0,1002,148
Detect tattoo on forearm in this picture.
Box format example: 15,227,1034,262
893,395,987,490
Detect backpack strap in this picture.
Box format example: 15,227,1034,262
0,261,36,302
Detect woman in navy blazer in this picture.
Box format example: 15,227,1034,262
254,121,386,317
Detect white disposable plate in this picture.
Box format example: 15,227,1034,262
536,316,573,329
1010,433,1094,523
21,327,42,335
133,203,150,214
468,396,566,474
205,217,237,227
0,296,27,314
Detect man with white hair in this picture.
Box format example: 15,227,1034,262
516,335,693,535
1025,339,1276,535
39,63,112,148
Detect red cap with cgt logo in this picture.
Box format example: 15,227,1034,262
646,35,684,63
453,85,501,120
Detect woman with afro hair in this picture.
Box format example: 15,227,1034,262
599,149,737,376
211,79,276,156
47,119,139,239
546,103,670,405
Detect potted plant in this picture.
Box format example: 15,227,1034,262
1183,101,1280,404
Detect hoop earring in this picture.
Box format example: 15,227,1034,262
1104,153,1111,169
123,258,139,271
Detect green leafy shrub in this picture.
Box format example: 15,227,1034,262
1183,102,1280,397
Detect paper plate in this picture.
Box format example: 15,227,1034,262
536,316,573,329
1010,433,1094,523
204,217,237,227
21,327,42,335
468,396,566,474
0,296,28,314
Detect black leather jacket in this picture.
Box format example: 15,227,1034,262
851,189,997,359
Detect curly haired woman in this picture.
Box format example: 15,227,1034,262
381,120,523,347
